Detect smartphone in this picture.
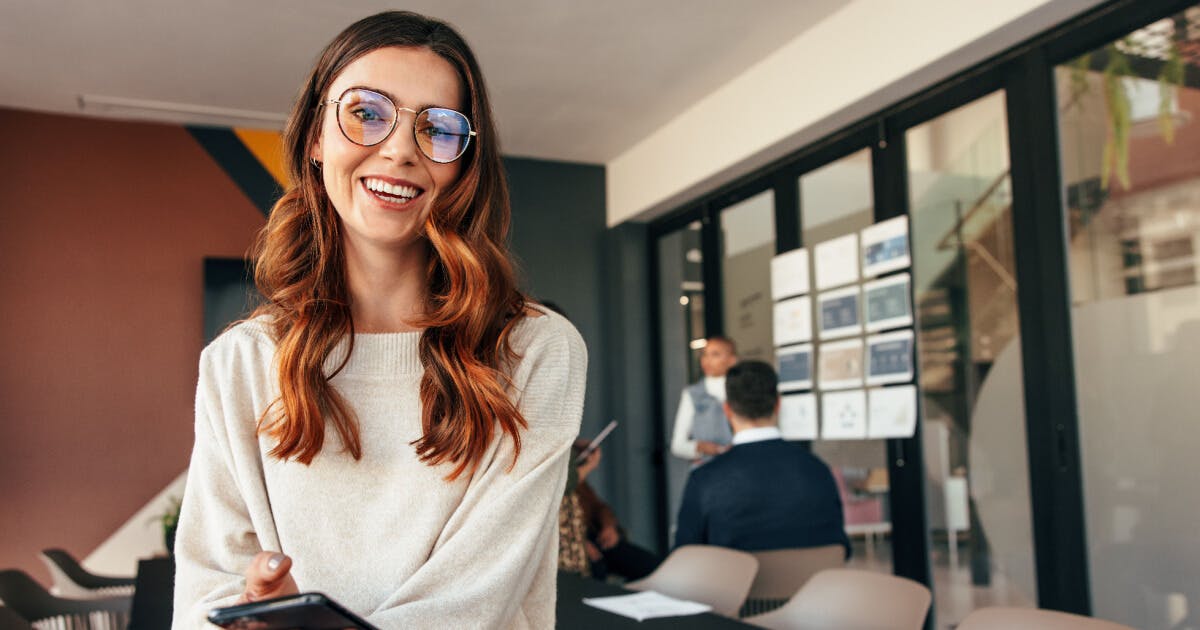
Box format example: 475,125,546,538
575,420,618,464
208,592,378,630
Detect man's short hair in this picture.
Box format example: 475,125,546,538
725,360,778,420
705,335,737,354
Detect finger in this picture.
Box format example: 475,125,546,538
244,552,293,600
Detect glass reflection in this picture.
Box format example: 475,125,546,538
1058,7,1200,627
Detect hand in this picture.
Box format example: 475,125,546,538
696,441,728,457
597,524,620,550
585,541,603,563
237,552,298,604
577,447,602,481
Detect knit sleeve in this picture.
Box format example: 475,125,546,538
366,313,587,629
172,327,280,630
670,389,699,460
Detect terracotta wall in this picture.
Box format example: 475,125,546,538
0,108,265,582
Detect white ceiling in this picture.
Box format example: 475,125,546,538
0,0,848,164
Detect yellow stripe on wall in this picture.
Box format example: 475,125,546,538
233,128,289,189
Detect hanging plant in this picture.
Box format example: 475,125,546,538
1101,43,1133,190
1068,29,1187,193
1158,40,1185,145
1065,53,1093,112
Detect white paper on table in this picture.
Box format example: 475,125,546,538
770,247,809,299
779,393,818,440
582,591,713,621
860,215,910,277
814,233,859,290
821,389,867,440
867,385,918,439
772,295,812,346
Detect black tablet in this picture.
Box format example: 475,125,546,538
207,592,378,630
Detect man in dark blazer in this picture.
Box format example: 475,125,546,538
674,360,850,557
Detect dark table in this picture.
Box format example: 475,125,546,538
557,571,756,629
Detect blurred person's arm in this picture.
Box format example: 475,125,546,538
670,390,699,459
577,481,620,549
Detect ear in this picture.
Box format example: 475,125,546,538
311,134,323,164
724,404,738,433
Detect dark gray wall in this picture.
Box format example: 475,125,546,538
505,157,609,437
505,157,661,552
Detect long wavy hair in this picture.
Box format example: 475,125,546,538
251,11,527,480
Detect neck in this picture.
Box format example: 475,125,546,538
731,417,775,434
344,238,430,333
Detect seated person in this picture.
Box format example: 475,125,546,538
573,441,660,581
674,360,850,557
557,444,598,576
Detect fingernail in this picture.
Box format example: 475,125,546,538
267,553,285,571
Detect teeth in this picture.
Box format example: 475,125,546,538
364,178,418,199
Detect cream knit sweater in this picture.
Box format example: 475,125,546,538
172,309,586,629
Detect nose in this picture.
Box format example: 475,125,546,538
377,109,420,164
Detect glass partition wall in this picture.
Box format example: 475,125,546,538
906,91,1037,627
798,149,897,573
646,2,1200,626
656,222,708,541
720,191,777,365
1056,6,1200,628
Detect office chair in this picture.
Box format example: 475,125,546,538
39,549,135,599
0,569,130,630
625,545,758,618
740,544,845,617
744,568,930,630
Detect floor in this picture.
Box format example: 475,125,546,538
845,536,1035,629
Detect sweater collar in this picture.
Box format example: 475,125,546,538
327,331,424,375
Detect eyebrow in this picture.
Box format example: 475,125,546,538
343,84,459,113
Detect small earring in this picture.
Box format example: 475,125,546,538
310,157,321,169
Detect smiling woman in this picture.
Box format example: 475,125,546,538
171,11,587,630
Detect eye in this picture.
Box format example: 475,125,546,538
351,106,383,122
414,121,443,137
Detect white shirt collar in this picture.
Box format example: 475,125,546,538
703,376,726,400
732,426,782,445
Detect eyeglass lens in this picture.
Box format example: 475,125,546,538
335,88,473,163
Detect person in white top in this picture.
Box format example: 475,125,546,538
172,11,586,629
670,336,738,464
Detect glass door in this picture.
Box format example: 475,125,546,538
1055,6,1200,628
719,190,777,364
905,91,1038,628
656,220,709,542
798,148,897,576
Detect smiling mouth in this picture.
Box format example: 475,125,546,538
362,177,424,206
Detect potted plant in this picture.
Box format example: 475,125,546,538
161,496,182,556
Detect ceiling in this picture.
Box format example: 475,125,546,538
0,0,848,164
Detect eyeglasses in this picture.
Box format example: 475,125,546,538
323,87,477,164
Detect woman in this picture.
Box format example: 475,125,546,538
173,11,586,629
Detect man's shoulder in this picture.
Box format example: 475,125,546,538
716,439,831,470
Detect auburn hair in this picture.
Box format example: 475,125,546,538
250,11,527,480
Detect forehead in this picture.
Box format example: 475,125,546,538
704,340,733,354
327,46,464,110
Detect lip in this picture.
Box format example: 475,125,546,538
360,176,426,210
